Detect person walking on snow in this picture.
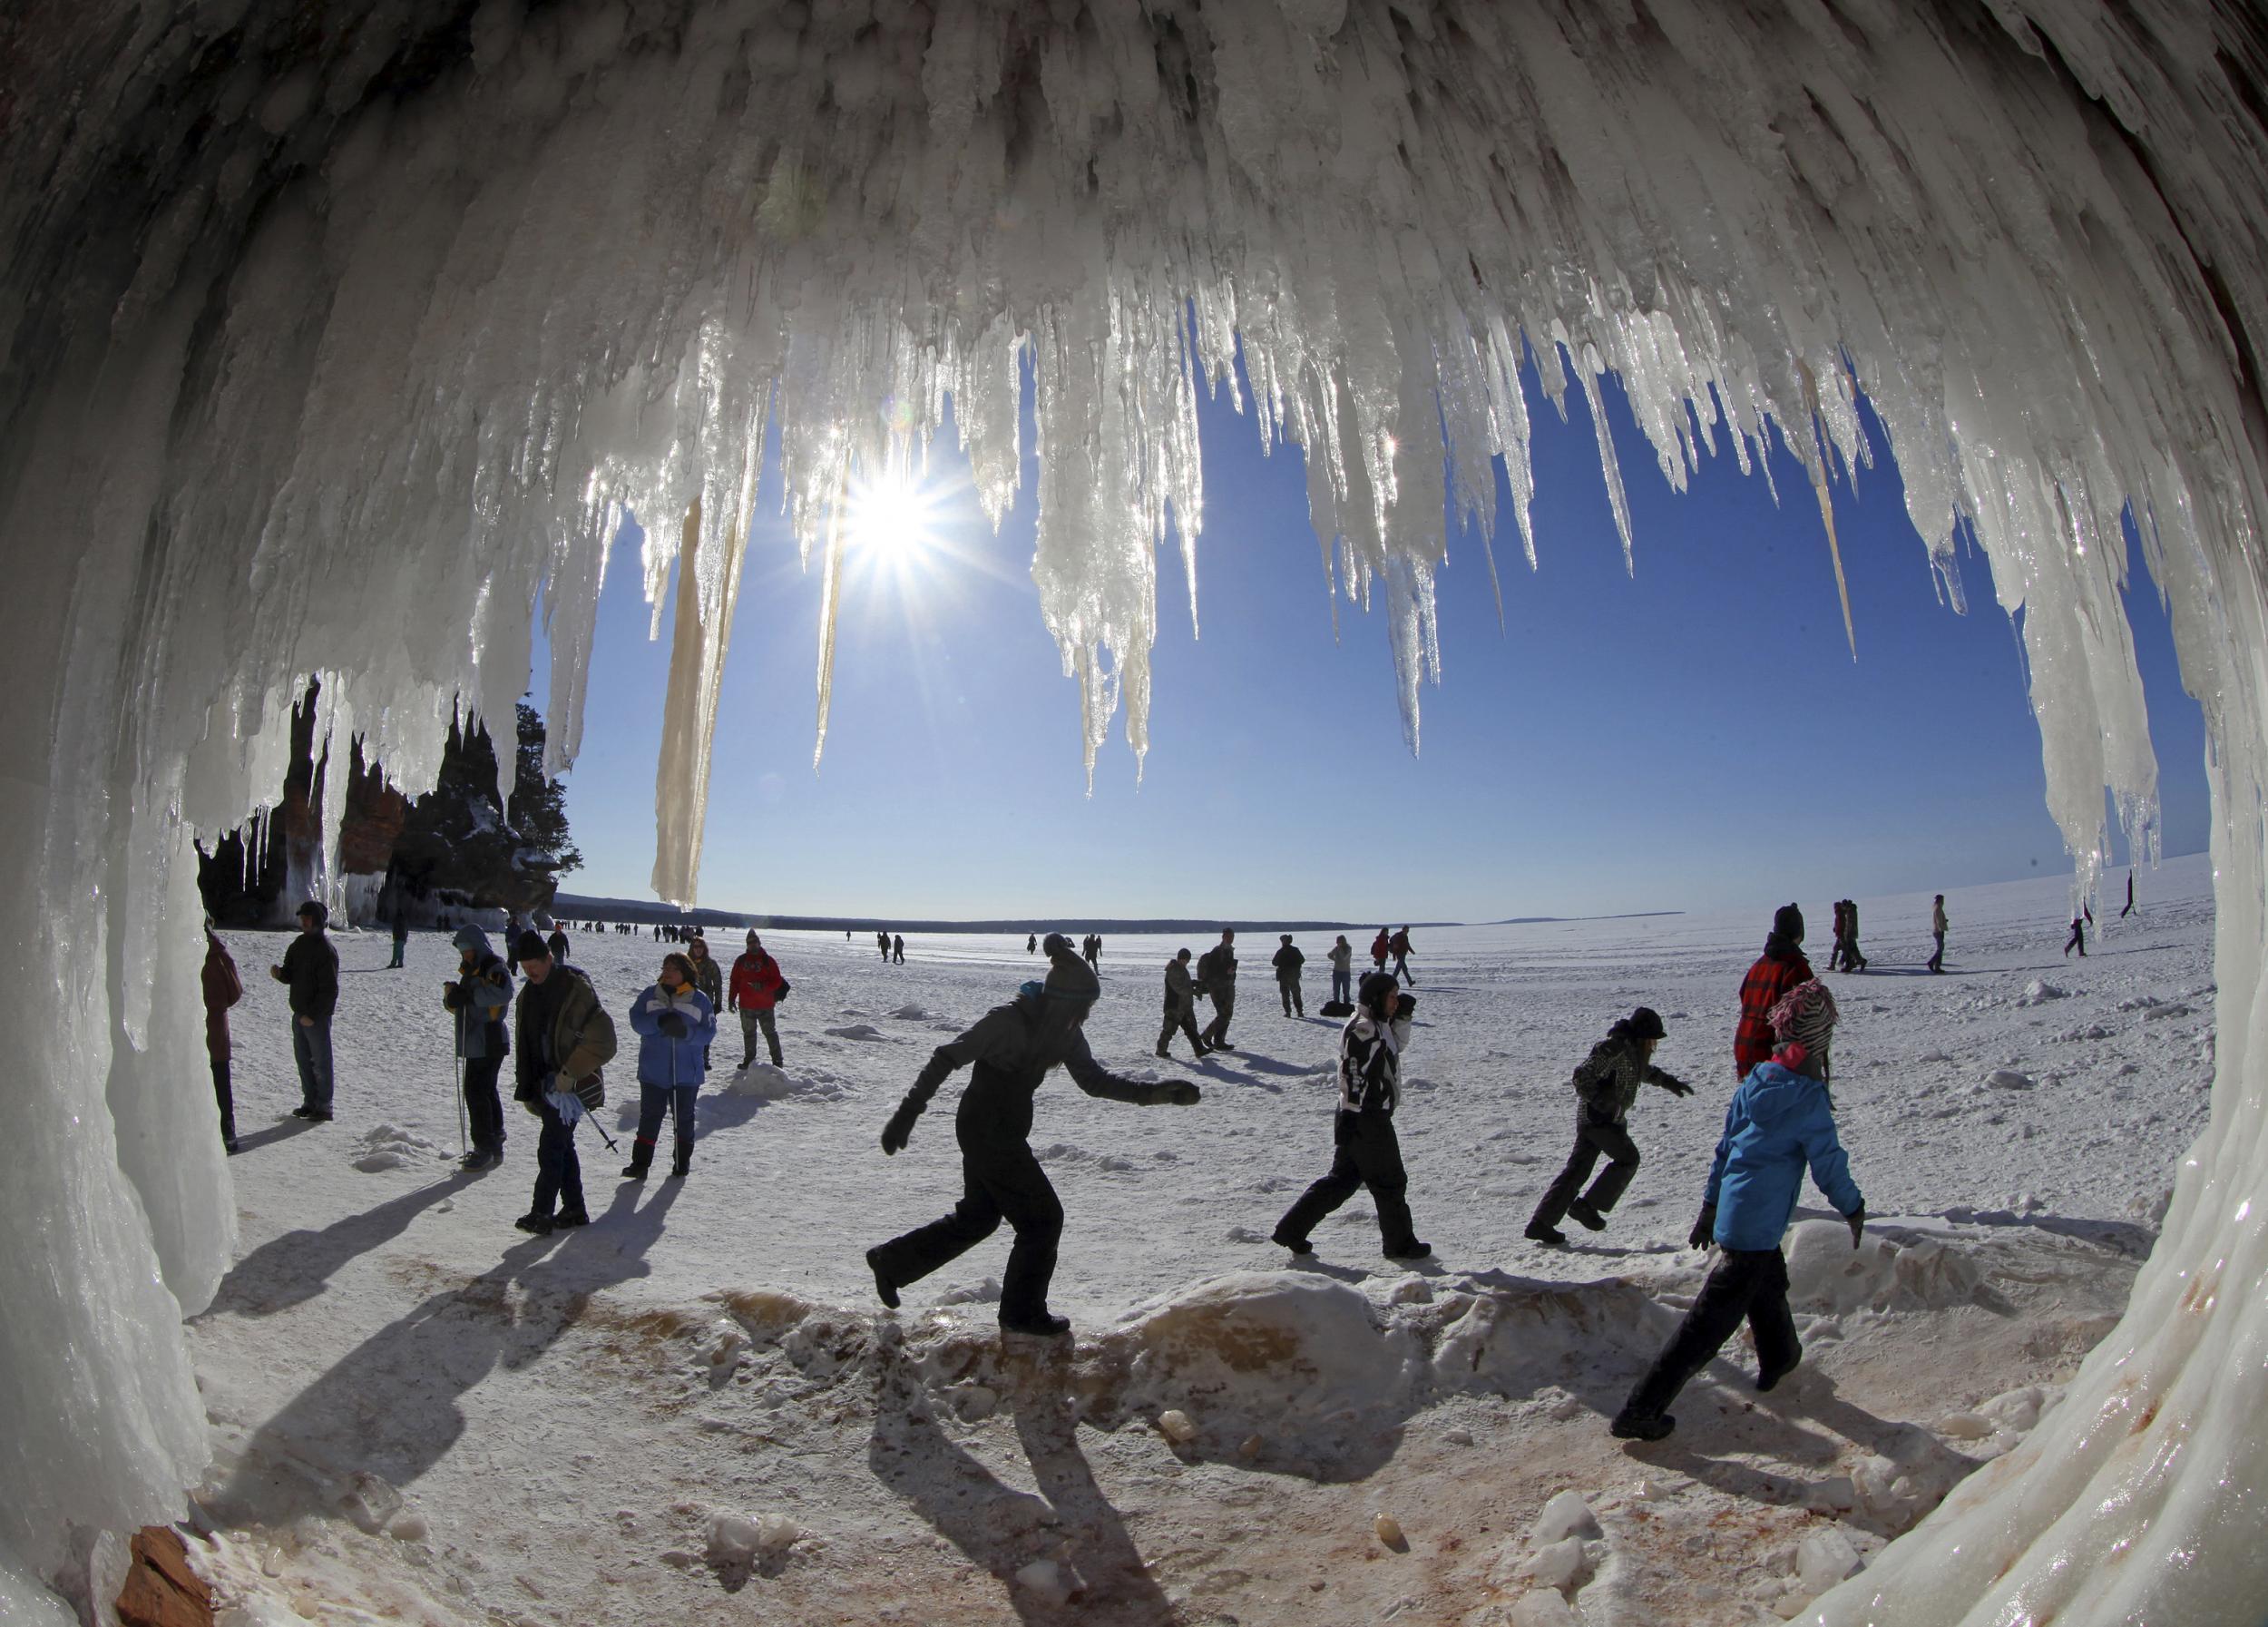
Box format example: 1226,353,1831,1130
202,920,243,1154
1928,895,1948,974
625,952,718,1181
2065,914,2087,957
272,900,338,1121
1735,904,1812,1080
865,938,1201,1338
1273,935,1306,1016
510,931,616,1235
1198,928,1240,1051
880,931,893,960
893,933,905,965
1327,935,1354,1007
442,926,513,1171
729,930,787,1069
1270,972,1430,1260
1525,1007,1693,1245
1026,933,1036,955
1610,979,1864,1440
1370,928,1391,973
1389,926,1416,986
686,934,724,1065
1841,899,1867,971
1157,948,1210,1058
388,905,409,969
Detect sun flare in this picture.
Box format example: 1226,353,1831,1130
844,466,941,570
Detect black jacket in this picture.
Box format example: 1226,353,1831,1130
1197,945,1237,996
908,999,1171,1147
1571,1024,1683,1124
1271,946,1305,981
279,933,339,1020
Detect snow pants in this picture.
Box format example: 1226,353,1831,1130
1274,1108,1420,1255
210,1056,236,1145
530,1097,584,1220
1331,966,1353,1005
1621,1246,1799,1419
292,1017,334,1112
463,1053,505,1156
739,1006,782,1067
633,1083,697,1169
1199,989,1236,1048
1158,1008,1205,1055
870,1131,1064,1327
1530,1111,1641,1229
1928,932,1945,973
1278,977,1304,1017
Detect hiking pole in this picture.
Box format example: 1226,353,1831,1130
578,1089,620,1153
454,1051,467,1160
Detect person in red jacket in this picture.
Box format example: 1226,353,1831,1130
1370,927,1392,973
1735,905,1811,1079
728,930,787,1069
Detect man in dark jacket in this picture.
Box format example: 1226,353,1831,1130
202,922,243,1153
1197,928,1238,1051
388,905,410,969
1156,948,1208,1058
443,926,513,1171
1525,1007,1693,1245
1735,904,1812,1079
511,930,617,1235
1272,935,1306,1016
270,901,339,1121
1389,926,1416,986
1271,972,1428,1260
866,943,1201,1337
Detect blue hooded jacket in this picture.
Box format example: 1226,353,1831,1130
628,983,717,1089
1703,1060,1863,1250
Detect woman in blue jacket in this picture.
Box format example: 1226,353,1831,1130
624,952,718,1180
1611,978,1865,1441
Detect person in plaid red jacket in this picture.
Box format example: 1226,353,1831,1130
1735,905,1812,1078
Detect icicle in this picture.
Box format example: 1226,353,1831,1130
1800,360,1859,662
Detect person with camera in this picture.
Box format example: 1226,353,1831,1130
625,951,718,1181
1270,972,1430,1261
442,925,513,1171
1525,1006,1693,1246
1611,979,1864,1440
865,936,1202,1338
510,931,616,1235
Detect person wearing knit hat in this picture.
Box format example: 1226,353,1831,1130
1525,1005,1693,1246
866,941,1201,1338
1611,977,1864,1441
1271,934,1306,1017
1734,904,1813,1080
1270,970,1429,1260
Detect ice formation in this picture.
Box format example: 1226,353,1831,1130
3,0,2268,1620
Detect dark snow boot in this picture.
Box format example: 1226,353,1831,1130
866,1247,901,1310
1757,1355,1802,1393
1000,1312,1072,1338
1565,1199,1608,1232
1269,1228,1315,1257
552,1207,591,1229
1609,1408,1675,1442
1383,1240,1432,1261
669,1148,691,1180
513,1211,554,1236
1525,1223,1569,1247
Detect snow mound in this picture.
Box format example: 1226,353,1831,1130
350,1123,446,1172
1433,1279,1677,1397
822,1024,887,1042
1785,1222,1984,1314
935,1278,1002,1306
1984,1068,2036,1090
1035,1142,1139,1172
723,1063,846,1102
1100,1272,1421,1423
889,1003,929,1020
2018,980,2068,1005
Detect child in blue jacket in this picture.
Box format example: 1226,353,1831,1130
1611,978,1865,1440
625,952,718,1180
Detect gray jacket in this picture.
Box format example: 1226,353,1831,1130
1163,958,1198,1020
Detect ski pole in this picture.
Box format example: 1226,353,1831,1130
454,1049,467,1159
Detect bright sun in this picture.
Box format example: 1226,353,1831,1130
844,465,941,570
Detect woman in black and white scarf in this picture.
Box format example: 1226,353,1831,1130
1269,972,1430,1261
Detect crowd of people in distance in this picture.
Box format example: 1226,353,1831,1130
201,879,2138,1439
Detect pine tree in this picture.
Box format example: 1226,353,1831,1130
508,700,582,877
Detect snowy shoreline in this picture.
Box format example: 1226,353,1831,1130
182,858,2209,1622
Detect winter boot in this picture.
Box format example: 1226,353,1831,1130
669,1146,691,1180
622,1138,654,1180
552,1207,591,1229
1383,1240,1432,1261
1155,1044,1171,1059
513,1211,555,1236
1609,1408,1675,1442
1524,1223,1569,1247
1000,1312,1072,1338
1756,1354,1802,1393
1269,1228,1314,1257
866,1247,901,1310
1565,1199,1608,1232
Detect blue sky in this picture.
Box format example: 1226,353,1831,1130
537,356,2206,923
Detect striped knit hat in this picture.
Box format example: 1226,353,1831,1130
1765,978,1838,1073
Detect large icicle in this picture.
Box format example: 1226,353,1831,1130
5,2,2268,1620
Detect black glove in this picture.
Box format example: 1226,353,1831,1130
1847,1206,1866,1250
658,1011,688,1039
1659,1073,1693,1098
1396,995,1416,1014
880,1096,924,1155
1687,1203,1717,1250
1151,1081,1201,1106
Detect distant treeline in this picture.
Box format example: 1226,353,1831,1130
552,893,1460,936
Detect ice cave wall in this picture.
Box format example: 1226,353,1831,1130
3,0,2267,1620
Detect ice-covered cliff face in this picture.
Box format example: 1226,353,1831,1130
3,0,2267,1619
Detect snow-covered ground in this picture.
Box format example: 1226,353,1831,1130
183,857,2211,1624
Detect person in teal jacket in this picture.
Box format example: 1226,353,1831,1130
1611,978,1865,1441
624,952,717,1181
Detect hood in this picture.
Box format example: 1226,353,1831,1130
1741,1061,1830,1125
452,926,494,960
